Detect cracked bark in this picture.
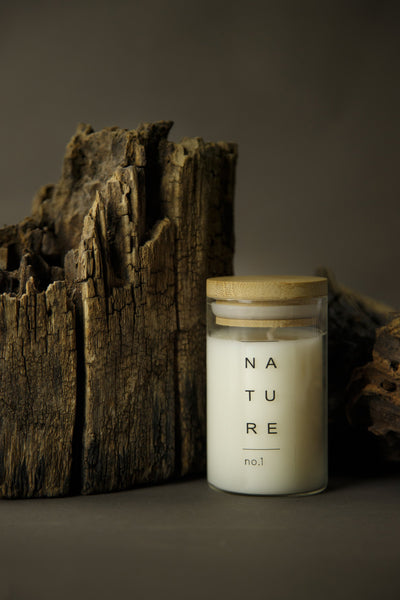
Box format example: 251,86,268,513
0,281,76,498
0,121,236,497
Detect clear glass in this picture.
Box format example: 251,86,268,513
206,296,328,496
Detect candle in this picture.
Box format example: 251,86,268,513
206,276,328,496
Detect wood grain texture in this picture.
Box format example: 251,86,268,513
0,121,236,497
0,280,76,497
348,317,400,462
159,136,236,475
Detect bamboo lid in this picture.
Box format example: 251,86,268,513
207,275,328,301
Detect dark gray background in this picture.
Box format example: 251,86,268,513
0,0,399,304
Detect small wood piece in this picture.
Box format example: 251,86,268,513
348,317,400,463
0,121,237,497
317,268,400,469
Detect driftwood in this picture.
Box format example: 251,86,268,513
318,268,400,471
0,121,237,497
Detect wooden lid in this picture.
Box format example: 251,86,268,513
207,275,328,301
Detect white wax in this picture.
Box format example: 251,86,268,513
207,329,327,495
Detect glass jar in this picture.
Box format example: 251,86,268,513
206,275,328,496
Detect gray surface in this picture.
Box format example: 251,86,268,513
0,476,399,600
0,1,400,305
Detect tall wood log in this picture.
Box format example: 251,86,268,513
0,121,237,497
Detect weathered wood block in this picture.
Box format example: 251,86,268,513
0,121,237,497
318,268,400,470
